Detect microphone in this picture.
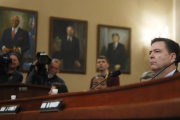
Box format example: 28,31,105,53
109,70,121,77
151,55,180,80
90,70,121,90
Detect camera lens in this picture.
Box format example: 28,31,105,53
38,56,48,64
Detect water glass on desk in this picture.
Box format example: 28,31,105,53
11,95,16,100
52,89,58,95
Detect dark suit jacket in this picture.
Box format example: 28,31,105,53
60,36,80,69
106,42,127,70
174,69,179,74
25,68,65,86
0,27,30,54
0,71,23,84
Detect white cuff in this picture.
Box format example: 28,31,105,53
18,47,21,54
2,46,5,52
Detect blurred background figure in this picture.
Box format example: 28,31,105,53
0,53,23,83
92,75,107,90
140,71,156,82
90,56,119,88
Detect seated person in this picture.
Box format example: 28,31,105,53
48,82,68,95
0,53,23,83
140,71,156,82
92,75,107,90
90,56,119,89
25,58,65,86
149,38,179,79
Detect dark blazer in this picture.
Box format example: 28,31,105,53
60,36,80,69
26,68,65,86
174,69,179,74
106,42,127,70
0,71,23,84
0,27,30,54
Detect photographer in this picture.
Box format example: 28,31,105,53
0,53,23,83
25,57,65,86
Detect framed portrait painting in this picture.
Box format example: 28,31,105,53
49,17,87,74
0,6,37,72
97,24,131,74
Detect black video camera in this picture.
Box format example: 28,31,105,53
36,52,52,75
0,53,12,74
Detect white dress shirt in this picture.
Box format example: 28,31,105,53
165,69,176,77
67,36,72,42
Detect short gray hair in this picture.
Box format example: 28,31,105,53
51,58,61,70
140,71,155,81
11,15,20,22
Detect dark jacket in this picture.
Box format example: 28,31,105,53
60,36,80,69
106,42,127,70
0,27,30,54
174,69,179,74
25,69,65,86
0,71,23,84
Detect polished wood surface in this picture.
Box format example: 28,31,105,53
0,83,50,101
1,74,180,119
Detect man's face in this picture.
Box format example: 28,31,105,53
93,77,107,90
67,27,73,36
113,35,119,43
9,55,19,69
11,16,19,28
48,61,60,76
96,59,109,71
149,41,175,73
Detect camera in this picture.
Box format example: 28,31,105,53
0,53,12,74
36,52,52,75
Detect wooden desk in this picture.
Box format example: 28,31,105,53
0,83,50,101
1,74,180,119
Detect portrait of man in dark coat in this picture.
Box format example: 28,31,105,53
50,18,87,74
98,25,131,73
0,15,30,68
106,33,127,71
60,26,81,70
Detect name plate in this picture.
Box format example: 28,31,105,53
39,100,62,112
0,105,19,114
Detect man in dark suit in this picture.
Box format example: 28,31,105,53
0,15,30,68
149,38,179,79
60,26,80,70
106,33,127,71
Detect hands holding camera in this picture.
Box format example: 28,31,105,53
32,59,38,71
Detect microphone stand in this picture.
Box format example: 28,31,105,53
151,61,175,80
90,75,112,90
